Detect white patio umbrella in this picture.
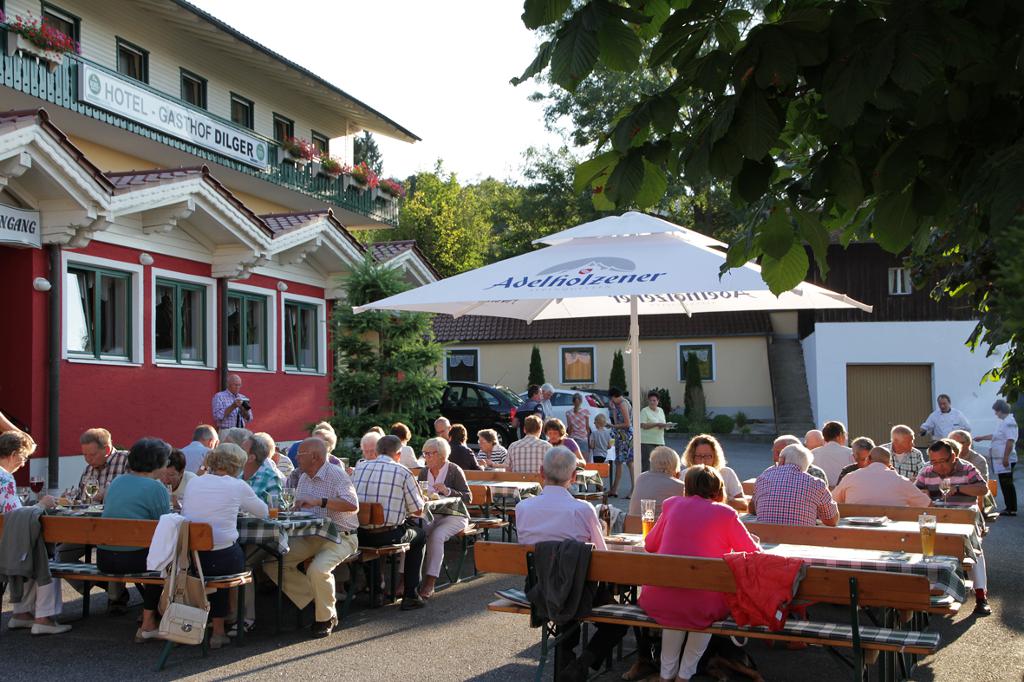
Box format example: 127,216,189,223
354,211,871,482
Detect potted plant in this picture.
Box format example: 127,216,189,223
377,178,406,201
319,156,344,178
3,12,80,71
279,136,316,167
343,162,379,193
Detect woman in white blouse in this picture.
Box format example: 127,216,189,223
181,443,268,648
975,399,1019,516
682,434,748,511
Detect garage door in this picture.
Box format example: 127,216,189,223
846,365,933,445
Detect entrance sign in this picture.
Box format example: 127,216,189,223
78,63,269,169
0,203,41,248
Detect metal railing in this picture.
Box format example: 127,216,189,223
0,41,398,226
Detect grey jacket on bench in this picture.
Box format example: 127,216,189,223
0,506,52,603
526,539,595,627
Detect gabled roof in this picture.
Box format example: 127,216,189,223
260,209,365,253
0,109,114,192
369,239,441,280
163,0,419,143
105,165,273,238
433,312,772,343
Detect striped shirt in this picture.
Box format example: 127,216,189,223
353,457,423,528
753,463,839,527
297,461,359,531
915,459,984,503
483,444,508,465
506,435,551,473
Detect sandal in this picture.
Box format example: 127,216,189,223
227,620,256,637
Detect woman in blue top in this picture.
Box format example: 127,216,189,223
99,438,170,643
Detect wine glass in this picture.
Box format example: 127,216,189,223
280,488,295,513
84,477,100,506
29,476,45,498
939,478,952,503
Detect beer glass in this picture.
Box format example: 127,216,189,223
640,499,656,538
918,513,937,558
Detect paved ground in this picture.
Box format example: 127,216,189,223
3,438,1022,681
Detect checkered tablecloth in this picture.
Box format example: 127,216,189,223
574,469,604,493
602,535,966,604
835,518,983,561
422,496,470,525
236,514,349,556
467,480,542,507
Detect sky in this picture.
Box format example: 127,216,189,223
189,0,566,182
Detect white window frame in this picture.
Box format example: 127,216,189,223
150,268,217,370
62,252,144,366
227,281,277,373
888,267,912,296
443,347,481,382
280,291,326,376
559,344,596,385
676,342,717,383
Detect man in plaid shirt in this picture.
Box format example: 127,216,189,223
751,444,839,526
58,428,130,611
265,437,359,638
882,425,927,481
354,435,428,611
506,415,551,473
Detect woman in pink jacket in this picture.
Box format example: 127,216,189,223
638,465,761,682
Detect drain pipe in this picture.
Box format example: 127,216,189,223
47,244,61,489
218,278,227,391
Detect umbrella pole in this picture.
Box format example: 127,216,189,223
630,296,642,488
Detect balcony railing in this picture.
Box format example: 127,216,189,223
0,43,398,226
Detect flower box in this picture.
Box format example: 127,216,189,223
6,32,63,72
342,174,367,193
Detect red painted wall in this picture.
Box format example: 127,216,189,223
56,242,331,454
0,246,50,450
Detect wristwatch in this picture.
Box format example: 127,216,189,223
320,497,328,508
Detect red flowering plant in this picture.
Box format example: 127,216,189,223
348,162,379,189
279,136,317,162
3,12,80,55
319,156,344,176
378,178,406,198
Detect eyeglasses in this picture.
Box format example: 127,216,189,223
422,449,438,456
692,453,715,461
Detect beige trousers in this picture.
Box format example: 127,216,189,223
264,534,358,622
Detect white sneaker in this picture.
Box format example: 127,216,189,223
8,616,34,630
31,622,72,636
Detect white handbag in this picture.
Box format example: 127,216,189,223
158,522,210,645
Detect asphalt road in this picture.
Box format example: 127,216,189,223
2,438,1022,681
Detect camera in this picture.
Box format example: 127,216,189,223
241,400,251,410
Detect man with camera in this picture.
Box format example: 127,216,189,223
212,374,253,430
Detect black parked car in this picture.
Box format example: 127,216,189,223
439,381,523,446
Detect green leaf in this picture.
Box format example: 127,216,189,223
722,9,752,23
823,61,872,129
636,0,670,39
650,20,694,67
713,19,740,51
709,135,744,178
795,209,829,277
650,94,680,134
760,242,809,295
825,153,864,210
890,32,943,93
757,207,794,259
510,40,554,86
731,89,781,160
605,150,646,206
754,28,797,90
522,0,571,29
598,18,643,71
573,150,620,194
873,141,918,194
634,160,669,208
550,12,600,90
683,132,712,182
872,188,919,253
693,49,733,92
947,86,969,122
592,187,616,210
611,105,652,152
733,156,775,203
606,2,653,25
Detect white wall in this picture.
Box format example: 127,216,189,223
802,321,1004,435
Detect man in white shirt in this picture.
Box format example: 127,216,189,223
811,421,853,488
540,383,556,420
516,446,623,679
832,448,933,506
181,424,218,473
920,394,972,439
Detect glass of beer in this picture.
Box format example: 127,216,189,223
268,493,280,520
918,513,937,558
640,499,656,538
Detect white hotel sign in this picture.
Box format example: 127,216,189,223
0,203,41,248
78,64,269,169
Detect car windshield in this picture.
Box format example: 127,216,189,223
493,386,524,405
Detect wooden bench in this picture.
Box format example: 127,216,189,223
585,462,610,478
477,541,941,682
0,515,252,671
